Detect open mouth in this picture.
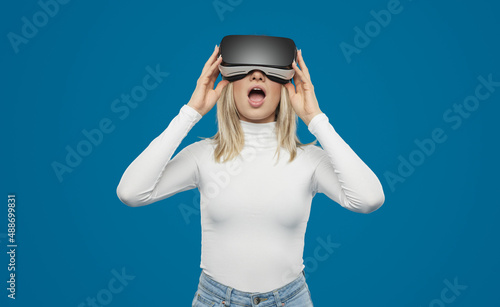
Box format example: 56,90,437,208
248,87,266,104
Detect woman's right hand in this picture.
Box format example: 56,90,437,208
187,45,229,117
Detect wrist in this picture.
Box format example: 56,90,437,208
187,102,205,117
305,111,324,126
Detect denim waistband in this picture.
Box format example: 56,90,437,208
197,270,307,307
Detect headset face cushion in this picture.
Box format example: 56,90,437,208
222,72,290,84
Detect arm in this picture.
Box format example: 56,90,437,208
116,104,203,207
308,113,385,214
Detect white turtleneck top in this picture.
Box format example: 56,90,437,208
116,104,385,292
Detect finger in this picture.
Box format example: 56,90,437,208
292,61,303,84
214,79,230,97
208,55,223,79
297,50,311,82
201,54,222,82
206,56,223,89
292,61,306,92
201,45,220,75
292,60,309,87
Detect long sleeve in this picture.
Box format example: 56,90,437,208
116,104,203,207
308,113,385,214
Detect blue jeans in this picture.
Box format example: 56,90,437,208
191,269,314,306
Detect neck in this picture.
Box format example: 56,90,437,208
239,119,278,150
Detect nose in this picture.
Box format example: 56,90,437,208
249,69,266,81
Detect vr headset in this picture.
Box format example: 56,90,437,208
218,35,297,84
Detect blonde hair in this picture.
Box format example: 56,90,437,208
199,82,317,164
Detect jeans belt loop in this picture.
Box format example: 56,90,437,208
273,290,283,306
224,286,233,306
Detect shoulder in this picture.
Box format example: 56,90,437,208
183,138,215,159
303,143,322,155
303,143,328,163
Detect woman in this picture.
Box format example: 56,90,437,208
116,45,385,306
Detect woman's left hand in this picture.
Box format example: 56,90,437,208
284,49,323,126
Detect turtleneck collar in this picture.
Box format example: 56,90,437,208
239,119,279,150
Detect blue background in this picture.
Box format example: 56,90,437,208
2,0,499,306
